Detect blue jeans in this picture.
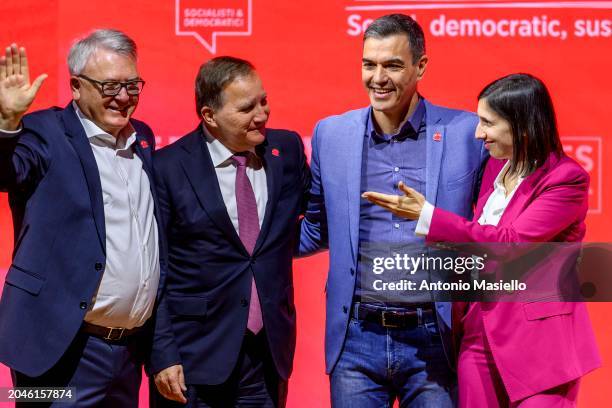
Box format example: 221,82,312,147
330,304,455,408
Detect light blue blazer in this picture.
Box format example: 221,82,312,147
300,99,488,373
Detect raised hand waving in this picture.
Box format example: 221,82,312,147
0,44,47,130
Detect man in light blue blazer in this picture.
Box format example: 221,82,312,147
300,14,488,407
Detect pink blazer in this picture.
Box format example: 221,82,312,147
428,153,601,402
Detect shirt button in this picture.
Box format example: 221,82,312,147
394,223,400,229
350,268,355,276
394,167,400,172
94,262,104,271
241,298,248,307
343,306,348,314
79,302,88,310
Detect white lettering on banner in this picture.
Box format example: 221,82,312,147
345,1,612,12
184,8,238,18
347,13,417,36
183,8,244,28
344,1,612,39
176,0,252,54
183,18,244,28
430,15,567,39
575,19,612,37
347,14,373,36
563,137,602,214
347,13,612,39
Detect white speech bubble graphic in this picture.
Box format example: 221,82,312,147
176,0,253,54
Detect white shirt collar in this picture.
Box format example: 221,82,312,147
72,101,137,151
201,124,256,168
493,161,525,195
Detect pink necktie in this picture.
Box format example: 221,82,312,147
232,153,263,334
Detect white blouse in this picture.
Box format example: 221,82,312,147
477,161,525,227
416,161,525,233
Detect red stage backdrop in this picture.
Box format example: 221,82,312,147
0,1,610,406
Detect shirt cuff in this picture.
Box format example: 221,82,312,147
415,201,435,237
0,125,23,136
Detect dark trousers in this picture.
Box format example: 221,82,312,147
12,331,144,408
153,331,287,408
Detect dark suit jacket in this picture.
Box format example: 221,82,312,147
0,103,165,377
150,126,310,384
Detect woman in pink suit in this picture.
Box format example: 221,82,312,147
363,73,601,407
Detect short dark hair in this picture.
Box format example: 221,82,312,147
195,56,255,116
364,14,426,64
478,73,563,176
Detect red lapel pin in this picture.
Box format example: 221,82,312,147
271,148,280,157
140,140,149,149
433,132,442,142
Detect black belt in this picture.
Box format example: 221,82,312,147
354,304,435,329
81,322,144,342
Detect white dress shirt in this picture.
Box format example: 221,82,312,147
75,103,160,329
203,126,268,231
0,104,160,329
416,161,525,232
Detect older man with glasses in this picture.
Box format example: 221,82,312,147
0,29,164,407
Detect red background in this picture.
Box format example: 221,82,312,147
0,1,610,406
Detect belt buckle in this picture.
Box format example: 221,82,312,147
381,311,402,328
104,327,125,341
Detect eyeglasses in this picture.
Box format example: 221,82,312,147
77,74,145,96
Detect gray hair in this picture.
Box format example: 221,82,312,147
67,29,137,75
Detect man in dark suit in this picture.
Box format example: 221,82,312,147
150,57,310,407
0,30,164,406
